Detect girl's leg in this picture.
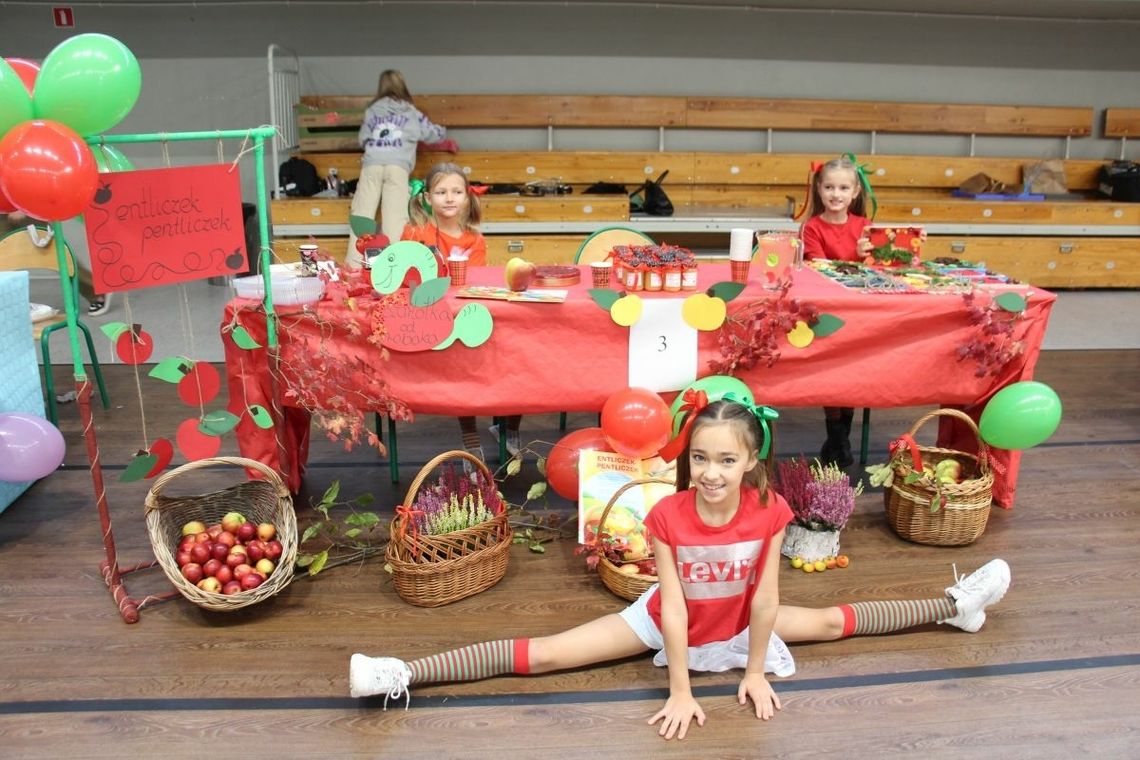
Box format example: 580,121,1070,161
350,613,647,704
346,165,385,267
775,559,1011,643
378,165,410,244
458,416,484,462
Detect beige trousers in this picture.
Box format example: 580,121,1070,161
345,163,410,268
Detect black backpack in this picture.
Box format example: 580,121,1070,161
278,157,323,197
1097,160,1140,202
630,170,674,216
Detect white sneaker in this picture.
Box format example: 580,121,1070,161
941,559,1011,633
349,654,412,708
488,423,521,457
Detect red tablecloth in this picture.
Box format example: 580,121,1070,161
222,264,1055,507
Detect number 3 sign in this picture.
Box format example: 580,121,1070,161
628,299,697,392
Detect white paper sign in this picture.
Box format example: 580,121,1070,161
628,298,697,391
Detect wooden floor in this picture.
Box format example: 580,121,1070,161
1,350,1138,758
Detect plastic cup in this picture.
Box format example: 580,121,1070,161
590,260,613,287
448,256,469,286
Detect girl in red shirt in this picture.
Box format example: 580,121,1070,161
350,398,1010,740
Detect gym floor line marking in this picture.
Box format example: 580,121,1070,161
2,653,1137,715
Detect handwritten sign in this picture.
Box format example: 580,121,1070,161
628,298,696,391
380,301,456,352
84,164,246,293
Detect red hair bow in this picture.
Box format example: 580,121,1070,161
657,388,709,463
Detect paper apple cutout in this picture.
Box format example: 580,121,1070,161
681,293,727,331
177,362,221,406
115,325,153,364
609,293,643,327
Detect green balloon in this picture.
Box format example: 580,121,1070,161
92,144,133,173
978,381,1062,450
0,59,34,139
670,375,755,436
33,33,141,136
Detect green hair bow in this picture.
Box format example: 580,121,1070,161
722,392,779,459
843,152,878,221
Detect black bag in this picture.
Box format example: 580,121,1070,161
1097,160,1140,202
278,157,323,197
584,181,628,194
630,170,674,216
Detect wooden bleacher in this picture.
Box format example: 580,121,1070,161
272,95,1140,287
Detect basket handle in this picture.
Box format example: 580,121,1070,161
595,477,675,542
400,449,494,509
901,408,991,474
144,456,290,514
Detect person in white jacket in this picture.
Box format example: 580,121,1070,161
345,70,447,268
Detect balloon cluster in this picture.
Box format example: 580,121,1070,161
0,34,140,221
0,412,66,482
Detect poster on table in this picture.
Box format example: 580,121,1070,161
83,164,247,293
577,449,675,546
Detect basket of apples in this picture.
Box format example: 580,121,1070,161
582,478,673,602
144,457,298,611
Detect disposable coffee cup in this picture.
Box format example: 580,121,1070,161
447,255,469,286
728,229,753,283
590,260,613,287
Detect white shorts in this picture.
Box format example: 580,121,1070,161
618,584,796,677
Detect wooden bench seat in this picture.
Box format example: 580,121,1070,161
1104,108,1140,138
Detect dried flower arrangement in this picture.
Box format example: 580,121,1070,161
709,274,821,375
776,456,864,533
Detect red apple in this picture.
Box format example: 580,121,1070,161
504,256,537,291
245,541,265,563
202,558,223,578
233,563,254,580
222,581,243,595
175,549,193,567
210,542,229,562
255,558,275,577
190,543,211,564
236,522,257,543
178,535,197,551
194,531,212,544
216,531,236,548
197,577,223,594
240,572,264,591
181,520,207,537
265,540,283,561
225,551,248,569
207,524,223,540
181,563,204,583
220,511,246,534
214,565,234,585
257,523,277,542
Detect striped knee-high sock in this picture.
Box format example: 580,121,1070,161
408,639,530,685
838,598,956,637
458,416,482,453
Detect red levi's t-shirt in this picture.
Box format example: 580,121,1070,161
801,213,869,261
644,487,793,647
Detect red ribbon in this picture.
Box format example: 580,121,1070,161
888,434,923,472
793,160,826,220
394,504,425,545
658,388,709,463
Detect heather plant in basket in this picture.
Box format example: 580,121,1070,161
776,456,864,532
409,465,505,536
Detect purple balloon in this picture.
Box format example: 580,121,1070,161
0,412,66,482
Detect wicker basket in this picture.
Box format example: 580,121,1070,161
593,478,674,601
144,457,298,611
884,409,995,546
384,450,512,607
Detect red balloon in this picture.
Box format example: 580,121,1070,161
0,119,98,221
546,427,612,501
601,387,672,460
5,58,40,96
0,185,16,214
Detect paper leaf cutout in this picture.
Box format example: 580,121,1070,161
588,288,621,311
197,410,240,437
100,321,130,341
119,451,158,483
995,292,1027,313
709,281,746,303
144,438,174,478
177,418,222,461
248,404,274,429
410,276,451,307
349,214,378,237
811,313,845,338
230,325,262,350
148,356,192,383
435,302,493,350
787,320,815,348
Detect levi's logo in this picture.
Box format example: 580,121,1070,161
673,540,764,600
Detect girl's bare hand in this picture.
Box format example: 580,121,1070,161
738,673,782,721
648,694,706,740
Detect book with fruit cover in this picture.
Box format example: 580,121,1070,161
577,450,675,545
455,286,568,303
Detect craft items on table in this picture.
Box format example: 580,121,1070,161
808,257,1025,294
